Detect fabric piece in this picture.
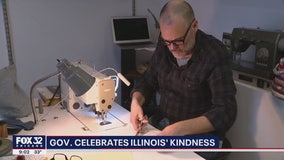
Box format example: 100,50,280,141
0,65,31,119
272,58,284,99
4,118,35,131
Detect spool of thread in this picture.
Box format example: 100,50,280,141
0,121,8,138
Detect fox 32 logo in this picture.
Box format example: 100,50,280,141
13,135,46,149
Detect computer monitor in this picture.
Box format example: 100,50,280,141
111,16,152,44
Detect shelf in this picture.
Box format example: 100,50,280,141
120,47,154,110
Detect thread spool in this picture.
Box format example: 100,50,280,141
0,121,8,138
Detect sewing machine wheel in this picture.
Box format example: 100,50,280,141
0,138,12,156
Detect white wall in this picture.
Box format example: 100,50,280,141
7,0,160,104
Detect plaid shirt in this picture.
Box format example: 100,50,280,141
132,30,237,137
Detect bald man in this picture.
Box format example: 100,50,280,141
130,0,237,159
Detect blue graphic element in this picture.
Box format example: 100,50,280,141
46,136,219,149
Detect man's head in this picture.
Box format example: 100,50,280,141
159,0,198,59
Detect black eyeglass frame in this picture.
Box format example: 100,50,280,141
159,18,195,47
50,153,83,160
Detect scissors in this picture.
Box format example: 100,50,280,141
135,115,147,136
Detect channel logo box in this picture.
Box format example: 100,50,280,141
13,135,46,149
13,135,46,155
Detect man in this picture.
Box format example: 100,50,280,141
130,0,237,158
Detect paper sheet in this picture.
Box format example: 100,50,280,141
70,107,127,133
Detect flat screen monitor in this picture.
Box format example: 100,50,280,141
111,16,152,44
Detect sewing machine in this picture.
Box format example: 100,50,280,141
57,59,118,125
228,28,284,88
56,59,129,132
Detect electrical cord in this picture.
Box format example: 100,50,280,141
29,71,60,125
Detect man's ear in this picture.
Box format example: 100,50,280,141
192,20,198,32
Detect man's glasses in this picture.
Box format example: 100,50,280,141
50,153,83,160
160,18,195,47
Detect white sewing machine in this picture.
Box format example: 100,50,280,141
57,59,129,132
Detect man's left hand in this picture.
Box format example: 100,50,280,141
157,122,184,136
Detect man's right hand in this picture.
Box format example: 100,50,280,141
130,92,148,131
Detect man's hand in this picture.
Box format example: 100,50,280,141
130,102,146,131
157,116,215,136
130,92,148,131
157,122,184,136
